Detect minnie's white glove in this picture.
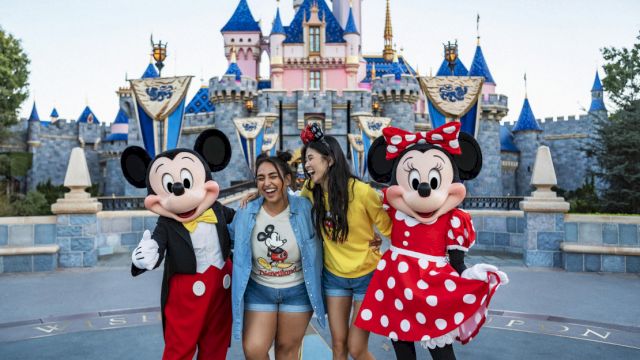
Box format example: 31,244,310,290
461,263,509,285
131,230,159,271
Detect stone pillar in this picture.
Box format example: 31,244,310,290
52,147,102,267
519,146,570,267
466,94,509,196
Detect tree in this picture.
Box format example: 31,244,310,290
0,27,30,141
592,31,640,213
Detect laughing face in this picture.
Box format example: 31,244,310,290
144,151,220,223
304,147,332,186
386,148,466,225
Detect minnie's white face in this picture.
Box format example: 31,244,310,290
144,152,220,223
386,149,466,224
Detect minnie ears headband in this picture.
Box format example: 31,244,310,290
383,122,462,160
300,123,326,145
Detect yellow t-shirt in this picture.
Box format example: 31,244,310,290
300,179,392,278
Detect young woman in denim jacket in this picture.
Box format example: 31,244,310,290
229,153,326,360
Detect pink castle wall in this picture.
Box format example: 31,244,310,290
282,69,304,91
325,69,348,91
236,48,257,79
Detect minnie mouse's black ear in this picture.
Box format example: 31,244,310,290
453,132,483,180
194,129,232,172
367,136,394,183
121,146,151,188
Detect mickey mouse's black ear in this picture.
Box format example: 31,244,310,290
121,146,151,188
453,132,483,180
194,129,232,172
367,136,394,183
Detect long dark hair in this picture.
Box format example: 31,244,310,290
255,151,293,198
302,136,357,243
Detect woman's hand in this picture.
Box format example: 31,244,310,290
239,191,258,208
369,233,383,252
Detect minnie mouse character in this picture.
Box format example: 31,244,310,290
120,129,235,360
355,122,508,360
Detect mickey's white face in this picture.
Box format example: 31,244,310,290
144,152,220,223
386,149,466,224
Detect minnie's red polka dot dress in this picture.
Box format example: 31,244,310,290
355,191,501,347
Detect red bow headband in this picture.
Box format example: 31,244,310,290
382,122,462,160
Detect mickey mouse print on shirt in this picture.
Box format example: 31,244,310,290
250,206,304,288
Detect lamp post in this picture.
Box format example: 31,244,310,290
372,100,380,117
151,35,168,77
245,98,255,114
443,40,458,76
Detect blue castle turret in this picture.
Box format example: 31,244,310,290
513,96,542,195
588,71,607,114
464,39,507,196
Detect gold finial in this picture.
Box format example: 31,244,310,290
383,0,394,62
524,72,528,98
416,65,420,77
230,46,237,63
371,63,376,79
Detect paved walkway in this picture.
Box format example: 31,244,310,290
1,252,639,359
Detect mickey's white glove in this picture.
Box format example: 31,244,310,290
461,263,509,285
132,230,159,271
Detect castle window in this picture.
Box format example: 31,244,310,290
231,38,235,43
309,71,321,90
309,27,320,54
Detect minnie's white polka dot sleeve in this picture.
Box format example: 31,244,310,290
445,210,476,252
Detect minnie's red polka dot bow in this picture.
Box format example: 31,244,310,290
382,122,462,160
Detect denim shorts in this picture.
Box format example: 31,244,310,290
322,269,374,301
244,278,312,313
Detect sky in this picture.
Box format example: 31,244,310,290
1,0,639,126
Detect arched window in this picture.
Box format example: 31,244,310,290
309,27,320,54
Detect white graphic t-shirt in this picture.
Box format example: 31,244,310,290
250,206,303,288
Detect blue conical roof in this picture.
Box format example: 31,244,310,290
186,87,216,114
591,71,603,92
344,7,359,35
50,108,59,118
271,8,285,35
500,126,519,152
221,0,261,32
512,98,542,132
436,58,468,76
141,63,159,79
77,106,100,124
28,102,40,122
225,62,243,81
113,109,129,124
285,0,345,44
469,45,495,84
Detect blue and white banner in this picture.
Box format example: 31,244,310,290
348,134,365,178
355,116,392,178
233,117,267,174
262,134,279,157
129,76,193,157
418,76,483,137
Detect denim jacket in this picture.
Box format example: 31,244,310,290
229,193,326,340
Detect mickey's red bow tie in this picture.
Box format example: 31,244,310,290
382,122,462,160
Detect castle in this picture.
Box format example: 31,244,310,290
2,0,608,198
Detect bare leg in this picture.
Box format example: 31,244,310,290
274,311,313,360
326,296,352,360
348,300,374,360
242,311,278,360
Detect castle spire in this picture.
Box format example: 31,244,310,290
225,47,243,81
589,70,607,113
383,0,394,62
271,5,285,35
28,102,40,122
221,0,261,32
344,3,359,34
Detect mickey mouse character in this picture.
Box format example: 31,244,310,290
354,122,509,360
256,224,292,269
120,129,235,360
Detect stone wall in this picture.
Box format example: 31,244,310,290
0,216,57,272
563,214,640,273
467,210,524,254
